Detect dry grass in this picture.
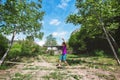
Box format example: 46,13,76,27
0,53,120,80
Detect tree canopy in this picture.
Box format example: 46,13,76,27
67,0,120,50
44,34,57,46
0,0,44,65
0,0,44,39
67,0,120,64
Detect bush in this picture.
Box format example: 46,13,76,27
21,40,42,57
0,34,8,58
0,63,13,70
7,40,45,61
94,50,105,57
7,42,22,61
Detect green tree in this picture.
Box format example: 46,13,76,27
26,35,34,41
69,27,88,53
21,40,40,57
67,0,120,64
0,0,44,65
44,34,57,46
7,40,42,61
8,42,22,61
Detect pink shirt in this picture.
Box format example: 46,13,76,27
62,45,67,54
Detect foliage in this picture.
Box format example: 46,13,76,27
44,34,57,46
0,0,44,65
0,65,8,70
21,40,42,57
39,53,120,72
0,34,8,58
12,73,32,80
67,54,119,71
0,63,13,70
96,73,116,80
93,50,105,57
43,72,65,80
7,40,44,61
7,42,22,61
69,28,88,53
114,27,120,47
67,0,120,53
0,0,44,39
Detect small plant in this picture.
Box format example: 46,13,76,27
0,64,9,70
49,50,54,56
23,66,39,70
0,63,13,70
43,72,65,80
96,73,117,80
70,74,82,80
12,73,32,80
94,50,105,57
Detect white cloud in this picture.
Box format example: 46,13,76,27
57,0,71,9
36,40,45,46
52,31,67,37
52,32,58,37
49,19,61,26
57,3,67,9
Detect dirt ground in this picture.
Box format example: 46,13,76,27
0,56,120,80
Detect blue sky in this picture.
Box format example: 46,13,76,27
35,0,80,46
5,0,80,46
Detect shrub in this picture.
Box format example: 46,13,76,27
0,63,13,70
7,42,22,61
0,34,8,58
7,40,44,61
21,40,42,57
94,50,105,57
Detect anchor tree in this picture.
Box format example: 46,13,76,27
67,0,120,64
44,34,57,46
0,0,44,65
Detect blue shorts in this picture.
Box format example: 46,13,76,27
60,54,67,61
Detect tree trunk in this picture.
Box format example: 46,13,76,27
0,31,16,65
102,26,120,65
108,33,119,49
